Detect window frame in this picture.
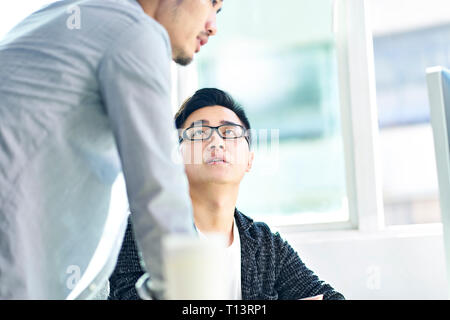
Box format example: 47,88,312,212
173,0,418,234
269,0,385,233
332,0,385,232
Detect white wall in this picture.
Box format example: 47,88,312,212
281,225,449,299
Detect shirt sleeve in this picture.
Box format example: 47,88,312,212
273,232,345,300
97,19,196,288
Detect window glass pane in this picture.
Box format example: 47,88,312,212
369,0,450,225
196,0,348,224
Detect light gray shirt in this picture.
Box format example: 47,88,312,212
0,0,195,299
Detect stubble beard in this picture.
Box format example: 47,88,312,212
173,51,193,66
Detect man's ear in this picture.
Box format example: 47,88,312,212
246,151,255,172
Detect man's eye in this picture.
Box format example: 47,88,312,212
222,129,238,137
193,129,204,136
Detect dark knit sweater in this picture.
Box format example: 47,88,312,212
108,209,345,300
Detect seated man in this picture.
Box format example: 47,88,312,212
109,88,345,300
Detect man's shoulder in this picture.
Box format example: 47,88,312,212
81,0,146,18
31,0,169,52
78,0,168,39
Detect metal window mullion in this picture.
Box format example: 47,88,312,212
175,61,199,110
335,0,385,232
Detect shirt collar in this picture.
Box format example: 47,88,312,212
195,216,239,248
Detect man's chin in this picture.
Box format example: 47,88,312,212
173,53,193,66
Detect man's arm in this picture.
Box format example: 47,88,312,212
98,19,196,298
273,233,345,300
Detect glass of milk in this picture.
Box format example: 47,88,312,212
162,233,227,300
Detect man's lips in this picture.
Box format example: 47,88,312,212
205,157,228,165
195,36,209,53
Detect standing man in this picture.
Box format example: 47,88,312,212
0,0,223,299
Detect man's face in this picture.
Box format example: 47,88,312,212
179,106,254,186
156,0,223,66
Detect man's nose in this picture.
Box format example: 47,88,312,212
207,129,224,149
206,12,217,36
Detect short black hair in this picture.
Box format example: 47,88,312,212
175,88,252,147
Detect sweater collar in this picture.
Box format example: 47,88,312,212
234,208,254,233
234,208,258,246
234,208,259,300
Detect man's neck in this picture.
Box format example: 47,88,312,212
190,183,239,247
137,0,159,18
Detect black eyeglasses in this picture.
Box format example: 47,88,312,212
179,124,249,144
